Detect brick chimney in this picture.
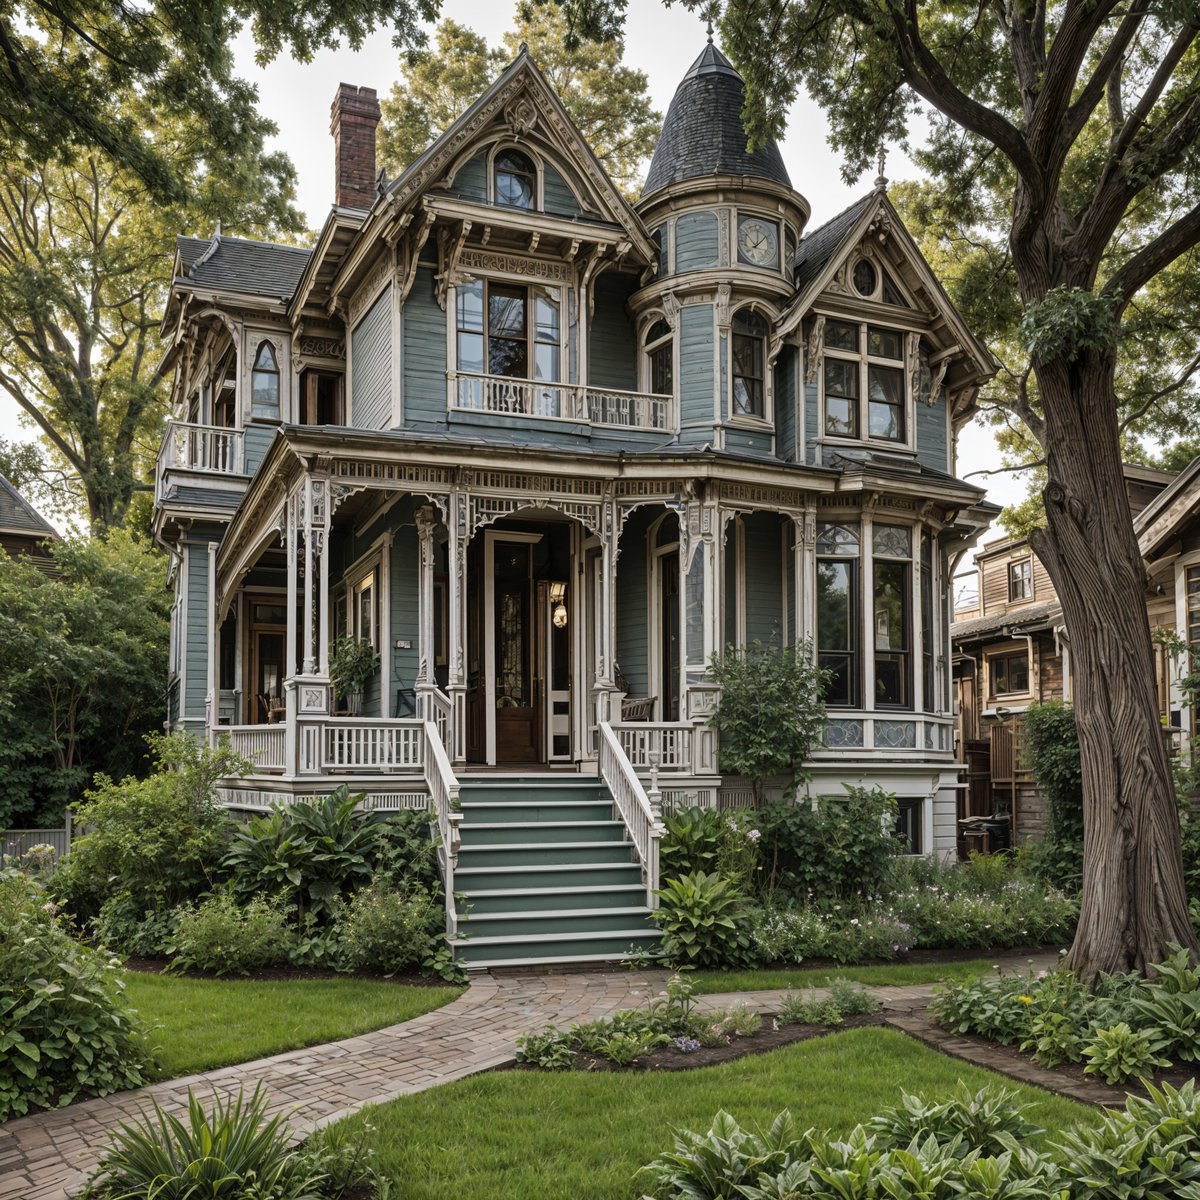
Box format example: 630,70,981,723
330,83,381,210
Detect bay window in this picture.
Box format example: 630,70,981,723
644,318,673,395
732,309,767,418
816,522,860,706
822,319,908,443
873,524,911,708
456,279,561,384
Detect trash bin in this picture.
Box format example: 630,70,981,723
983,815,1011,853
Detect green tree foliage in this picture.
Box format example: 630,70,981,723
1023,701,1085,891
379,3,661,196
0,126,303,526
707,640,827,801
0,0,437,204
0,532,170,826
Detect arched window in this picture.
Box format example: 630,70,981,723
494,149,537,210
731,309,767,418
250,341,280,420
644,318,673,395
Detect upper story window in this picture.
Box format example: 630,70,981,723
851,255,911,307
873,524,912,708
816,522,860,707
990,649,1030,697
494,149,537,210
456,278,561,382
822,319,907,443
732,309,767,419
212,350,237,428
250,341,280,421
1008,558,1033,602
644,318,673,395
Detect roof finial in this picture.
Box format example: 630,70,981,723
706,14,714,43
874,144,888,191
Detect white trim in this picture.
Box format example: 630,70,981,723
727,301,775,426
647,512,680,722
817,315,914,451
486,142,545,211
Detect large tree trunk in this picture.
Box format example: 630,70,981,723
1029,351,1198,982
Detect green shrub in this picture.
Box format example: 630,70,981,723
169,893,296,976
82,1085,325,1200
653,871,753,969
749,903,914,964
0,872,148,1120
372,809,440,892
776,990,844,1026
659,805,724,879
1082,1022,1169,1084
92,892,177,956
929,970,1039,1045
515,1027,576,1070
52,732,240,922
1022,701,1083,890
335,884,441,975
826,977,881,1016
708,639,827,801
867,1082,1043,1157
759,787,900,903
223,788,388,925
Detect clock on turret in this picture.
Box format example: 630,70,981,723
736,216,780,268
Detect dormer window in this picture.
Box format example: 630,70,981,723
250,341,280,421
494,149,537,210
644,319,673,395
822,319,907,444
732,309,767,418
853,259,877,297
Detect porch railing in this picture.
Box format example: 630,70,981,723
300,718,425,773
451,372,674,433
227,724,287,772
417,684,454,756
423,719,462,937
598,720,665,910
160,421,244,475
613,721,718,776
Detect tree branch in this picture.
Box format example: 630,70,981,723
1105,203,1200,313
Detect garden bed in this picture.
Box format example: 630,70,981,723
521,1011,886,1072
120,955,449,987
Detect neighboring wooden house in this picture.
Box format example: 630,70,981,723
154,44,998,966
952,463,1178,853
0,473,59,568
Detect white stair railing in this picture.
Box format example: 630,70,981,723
598,720,666,909
424,719,462,937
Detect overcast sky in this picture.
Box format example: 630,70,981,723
0,0,1021,543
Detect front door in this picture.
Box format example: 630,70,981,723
492,538,541,764
244,597,288,724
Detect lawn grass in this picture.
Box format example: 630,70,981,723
687,959,998,994
122,972,463,1079
338,1027,1098,1200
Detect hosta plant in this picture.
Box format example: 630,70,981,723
653,871,753,969
1082,1022,1169,1085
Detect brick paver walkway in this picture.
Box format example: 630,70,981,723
0,969,669,1200
0,952,1074,1199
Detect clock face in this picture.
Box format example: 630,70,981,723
737,218,779,267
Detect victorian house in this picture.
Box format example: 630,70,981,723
154,43,997,966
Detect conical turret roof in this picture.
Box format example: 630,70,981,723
642,42,791,197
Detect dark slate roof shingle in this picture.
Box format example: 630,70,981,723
162,486,244,509
642,43,790,197
176,234,312,300
0,473,58,539
792,193,875,295
951,599,1061,642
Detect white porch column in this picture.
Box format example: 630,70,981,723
416,505,438,688
793,503,816,647
284,491,300,775
302,477,316,676
595,494,618,724
448,487,468,764
294,476,332,777
205,540,218,745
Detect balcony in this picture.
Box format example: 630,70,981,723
451,373,673,433
156,421,245,502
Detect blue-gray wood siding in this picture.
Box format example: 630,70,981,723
588,273,637,391
679,304,714,437
615,508,651,695
725,428,774,454
243,423,276,476
675,211,718,273
804,380,819,464
403,269,446,425
351,285,393,430
543,164,582,217
743,513,783,645
775,347,797,462
915,392,949,472
183,545,210,722
454,150,488,200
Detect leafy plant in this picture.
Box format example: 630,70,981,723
660,805,724,879
653,871,753,969
758,787,900,903
334,884,441,976
329,636,380,701
0,872,148,1121
92,892,178,957
515,1028,575,1070
707,639,828,802
826,977,881,1017
777,990,843,1027
599,1029,668,1066
1083,1022,1169,1085
82,1085,325,1199
168,893,296,976
1021,702,1083,892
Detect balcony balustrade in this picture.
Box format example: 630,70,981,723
452,373,673,433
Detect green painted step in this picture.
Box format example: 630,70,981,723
459,800,614,824
451,927,662,967
456,840,634,869
458,783,606,805
457,907,655,939
457,883,648,915
454,861,643,891
458,820,626,846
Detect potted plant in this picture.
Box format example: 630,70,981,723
329,636,379,715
